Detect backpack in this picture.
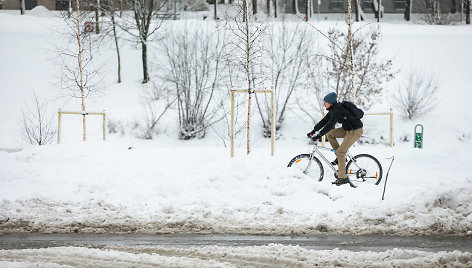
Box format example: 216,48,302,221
342,101,364,119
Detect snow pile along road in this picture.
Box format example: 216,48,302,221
0,245,471,267
0,141,471,236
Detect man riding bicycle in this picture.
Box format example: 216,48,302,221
307,92,363,186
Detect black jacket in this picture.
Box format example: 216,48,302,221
312,102,363,137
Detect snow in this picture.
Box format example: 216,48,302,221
0,245,471,267
0,10,472,239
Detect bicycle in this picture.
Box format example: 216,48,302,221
287,139,383,188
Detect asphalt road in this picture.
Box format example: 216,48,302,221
1,233,471,252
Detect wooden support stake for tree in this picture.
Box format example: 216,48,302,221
231,89,235,158
230,89,274,157
270,86,274,156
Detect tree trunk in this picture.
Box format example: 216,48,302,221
467,0,471,24
305,0,309,20
274,0,277,17
243,0,251,155
112,14,121,83
214,0,217,19
404,0,411,21
20,0,25,15
141,41,149,84
253,0,257,14
267,0,270,17
355,0,361,21
95,0,100,34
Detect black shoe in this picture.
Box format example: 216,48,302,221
330,158,347,166
332,178,350,186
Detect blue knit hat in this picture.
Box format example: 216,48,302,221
323,92,337,104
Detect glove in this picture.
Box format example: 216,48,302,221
311,134,322,141
307,132,314,138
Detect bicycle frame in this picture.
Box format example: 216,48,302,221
304,141,361,175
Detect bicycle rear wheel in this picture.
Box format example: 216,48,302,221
346,154,383,187
287,154,324,181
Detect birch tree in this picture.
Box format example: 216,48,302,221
224,0,267,154
322,27,395,109
55,11,104,141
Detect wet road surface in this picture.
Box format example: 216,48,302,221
1,233,471,252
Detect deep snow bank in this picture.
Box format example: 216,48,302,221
0,141,471,236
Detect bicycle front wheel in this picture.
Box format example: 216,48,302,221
287,154,324,181
346,154,383,186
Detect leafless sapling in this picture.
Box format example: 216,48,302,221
393,70,439,120
223,0,267,154
19,92,56,146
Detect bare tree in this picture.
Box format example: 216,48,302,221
56,12,104,101
53,11,105,141
393,70,439,119
19,92,56,146
99,0,123,83
256,22,313,136
120,0,170,83
467,0,471,24
223,0,267,154
322,27,396,109
160,24,227,140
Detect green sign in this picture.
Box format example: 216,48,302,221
414,124,424,149
415,141,422,148
415,133,422,142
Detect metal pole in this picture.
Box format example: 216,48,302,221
231,90,235,158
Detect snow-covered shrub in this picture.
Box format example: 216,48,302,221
419,0,461,25
183,0,209,11
393,70,439,120
107,119,125,135
258,22,315,137
160,24,226,140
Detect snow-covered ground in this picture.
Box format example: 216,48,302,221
1,0,472,247
1,245,471,267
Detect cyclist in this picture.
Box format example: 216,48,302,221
307,92,363,186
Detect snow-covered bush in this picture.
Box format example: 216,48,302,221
393,70,439,120
160,25,226,140
418,0,461,25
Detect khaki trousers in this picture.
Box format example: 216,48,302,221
326,127,363,179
